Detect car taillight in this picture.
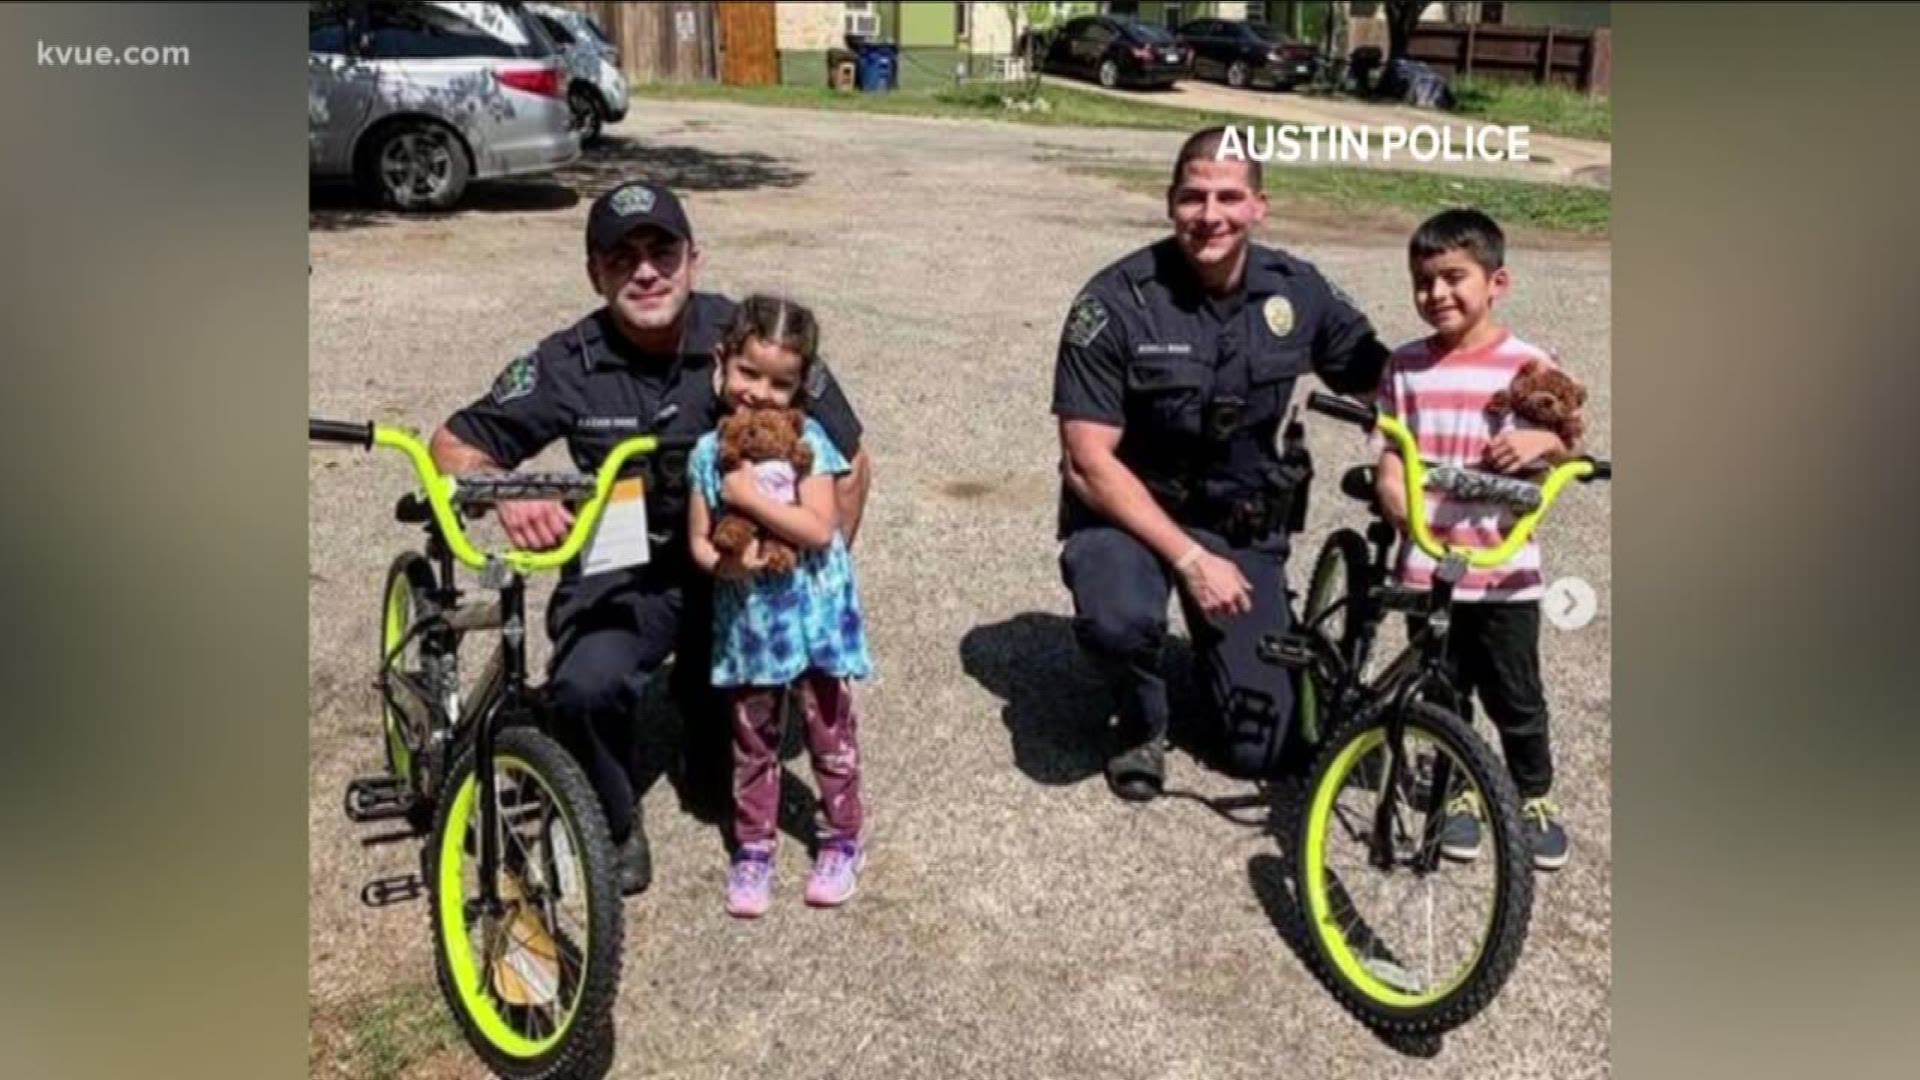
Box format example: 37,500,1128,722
497,66,563,99
1132,45,1154,61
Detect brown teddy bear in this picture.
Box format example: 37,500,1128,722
710,406,814,576
1487,359,1588,449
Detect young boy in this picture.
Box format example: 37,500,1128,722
1372,208,1582,871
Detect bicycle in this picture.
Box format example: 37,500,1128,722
311,417,657,1080
1258,390,1611,1037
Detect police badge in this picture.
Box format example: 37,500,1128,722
1064,294,1109,349
610,185,655,217
491,354,538,404
1263,296,1294,338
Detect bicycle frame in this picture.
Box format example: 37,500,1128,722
1297,391,1610,874
314,418,658,916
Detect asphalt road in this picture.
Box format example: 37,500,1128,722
309,99,1612,1080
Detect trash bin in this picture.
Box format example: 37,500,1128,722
851,41,899,92
826,47,858,92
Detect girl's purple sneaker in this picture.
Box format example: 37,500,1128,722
804,840,866,907
725,846,774,918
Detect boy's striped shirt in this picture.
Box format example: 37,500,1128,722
1371,329,1562,603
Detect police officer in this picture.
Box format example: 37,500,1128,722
1053,127,1389,801
429,181,873,893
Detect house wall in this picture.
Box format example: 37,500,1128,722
777,1,845,51
896,1,954,46
966,3,1019,54
776,2,1057,87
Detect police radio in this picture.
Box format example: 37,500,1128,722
1276,406,1314,535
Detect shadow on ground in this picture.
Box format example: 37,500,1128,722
960,612,1110,786
308,136,810,233
623,660,823,857
556,134,811,197
960,611,1218,786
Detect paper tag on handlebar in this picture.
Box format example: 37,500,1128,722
581,479,650,577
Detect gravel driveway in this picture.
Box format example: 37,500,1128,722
309,99,1612,1080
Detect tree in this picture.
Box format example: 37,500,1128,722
1000,2,1055,100
1384,0,1426,63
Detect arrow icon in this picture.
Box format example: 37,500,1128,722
1545,577,1598,630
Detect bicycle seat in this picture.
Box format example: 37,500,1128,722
395,493,431,524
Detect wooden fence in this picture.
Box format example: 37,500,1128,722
1349,20,1610,96
544,1,780,87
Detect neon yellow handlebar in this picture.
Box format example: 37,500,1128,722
340,423,658,574
1375,412,1595,568
1304,392,1607,570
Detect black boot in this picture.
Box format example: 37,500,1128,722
617,821,652,897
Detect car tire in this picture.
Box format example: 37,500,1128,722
1227,60,1250,88
569,85,605,147
1098,59,1120,88
360,119,469,213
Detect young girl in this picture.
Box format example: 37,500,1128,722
688,294,874,918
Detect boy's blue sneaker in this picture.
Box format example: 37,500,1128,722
1439,790,1483,862
1523,797,1570,871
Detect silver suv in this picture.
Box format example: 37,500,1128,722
526,2,629,146
308,1,580,211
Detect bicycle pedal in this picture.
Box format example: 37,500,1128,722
1258,631,1316,669
344,775,417,824
361,874,426,908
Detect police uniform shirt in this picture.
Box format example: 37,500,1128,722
446,292,864,562
1051,238,1388,536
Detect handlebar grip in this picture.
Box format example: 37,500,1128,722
1583,457,1612,481
1305,391,1377,430
309,418,374,448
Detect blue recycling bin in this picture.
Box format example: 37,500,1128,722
851,41,899,92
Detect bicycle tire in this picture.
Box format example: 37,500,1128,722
1294,701,1532,1036
380,552,439,788
428,727,623,1080
1298,529,1369,748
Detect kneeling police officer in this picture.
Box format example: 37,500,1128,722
1052,128,1390,800
430,182,872,891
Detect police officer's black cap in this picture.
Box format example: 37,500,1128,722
586,181,693,255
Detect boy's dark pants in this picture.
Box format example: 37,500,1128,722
1414,600,1554,801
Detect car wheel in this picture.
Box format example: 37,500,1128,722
569,85,604,147
1228,61,1250,88
1098,59,1120,88
362,120,468,212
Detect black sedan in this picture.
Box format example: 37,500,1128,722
1175,18,1319,90
1042,16,1189,90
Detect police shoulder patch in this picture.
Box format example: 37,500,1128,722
1064,293,1110,349
492,354,539,404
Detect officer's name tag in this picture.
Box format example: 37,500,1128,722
580,478,650,576
1135,342,1193,356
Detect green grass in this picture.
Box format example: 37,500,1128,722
313,984,461,1080
1450,78,1611,142
1083,164,1609,238
631,81,1268,133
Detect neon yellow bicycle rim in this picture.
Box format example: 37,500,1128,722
1302,726,1496,1009
436,756,586,1059
382,570,413,782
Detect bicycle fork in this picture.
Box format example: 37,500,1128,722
473,567,528,919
